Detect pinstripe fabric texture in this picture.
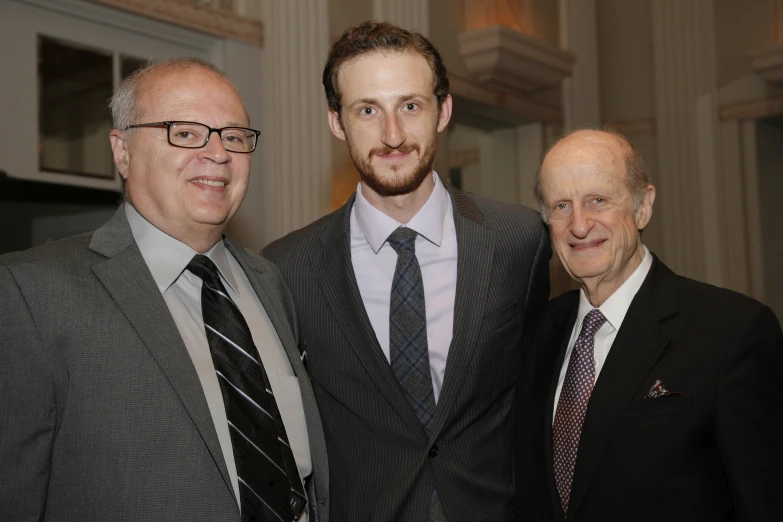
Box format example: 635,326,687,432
0,207,329,522
264,184,551,522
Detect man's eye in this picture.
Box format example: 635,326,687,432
362,107,374,115
176,131,193,139
555,203,567,210
594,198,605,203
405,103,417,110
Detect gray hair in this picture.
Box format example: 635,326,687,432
533,128,651,223
109,57,231,135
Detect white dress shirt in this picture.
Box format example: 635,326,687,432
350,172,458,402
125,204,311,518
553,247,653,422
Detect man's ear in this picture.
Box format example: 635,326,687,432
634,184,656,230
436,94,453,132
327,109,346,141
110,130,130,179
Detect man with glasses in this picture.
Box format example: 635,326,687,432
0,58,328,522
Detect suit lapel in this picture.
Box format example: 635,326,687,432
312,197,427,440
226,240,301,370
565,258,678,521
89,207,236,503
230,240,330,508
543,294,579,522
428,188,495,441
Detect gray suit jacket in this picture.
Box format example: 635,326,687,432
264,186,550,521
0,206,329,522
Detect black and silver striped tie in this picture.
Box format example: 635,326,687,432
187,254,306,522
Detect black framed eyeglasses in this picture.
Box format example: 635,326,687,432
125,121,260,153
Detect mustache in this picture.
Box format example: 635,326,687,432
368,143,420,158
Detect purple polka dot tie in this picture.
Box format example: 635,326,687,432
553,308,607,515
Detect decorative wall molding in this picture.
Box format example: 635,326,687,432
458,24,575,93
749,44,783,85
720,93,783,120
86,0,263,46
449,74,563,127
651,0,720,285
558,0,601,130
463,0,529,33
260,0,331,242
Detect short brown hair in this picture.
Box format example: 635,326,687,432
322,21,449,114
533,128,652,222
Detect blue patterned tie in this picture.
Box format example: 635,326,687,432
387,228,446,521
187,255,306,522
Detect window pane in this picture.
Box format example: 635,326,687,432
38,37,114,178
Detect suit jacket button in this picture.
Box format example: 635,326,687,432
429,444,439,458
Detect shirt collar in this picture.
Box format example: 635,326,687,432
354,171,449,254
124,203,238,294
575,246,653,333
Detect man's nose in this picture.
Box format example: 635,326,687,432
381,113,406,149
198,131,231,163
569,206,594,238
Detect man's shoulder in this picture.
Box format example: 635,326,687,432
1,232,96,276
673,272,773,325
456,189,541,223
262,204,348,265
450,189,548,252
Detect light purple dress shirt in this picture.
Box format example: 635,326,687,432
350,172,458,403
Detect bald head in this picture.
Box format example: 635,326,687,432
534,128,656,305
109,58,245,136
534,129,650,223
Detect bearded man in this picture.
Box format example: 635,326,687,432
263,21,550,522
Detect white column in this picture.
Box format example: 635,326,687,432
372,0,429,36
651,0,722,284
259,0,331,244
558,0,601,130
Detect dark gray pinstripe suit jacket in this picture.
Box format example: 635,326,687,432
263,186,550,521
0,207,329,522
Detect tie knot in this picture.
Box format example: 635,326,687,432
579,309,607,338
186,254,220,284
386,227,418,254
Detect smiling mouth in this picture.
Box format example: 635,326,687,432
191,179,226,187
571,239,606,250
376,151,411,160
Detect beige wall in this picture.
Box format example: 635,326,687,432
429,0,470,79
715,0,777,88
327,0,374,209
596,0,655,122
756,118,783,321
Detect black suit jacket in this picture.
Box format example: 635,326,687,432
515,255,783,522
264,186,550,521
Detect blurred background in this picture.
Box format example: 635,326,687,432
0,0,781,318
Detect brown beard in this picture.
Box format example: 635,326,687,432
347,134,438,197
